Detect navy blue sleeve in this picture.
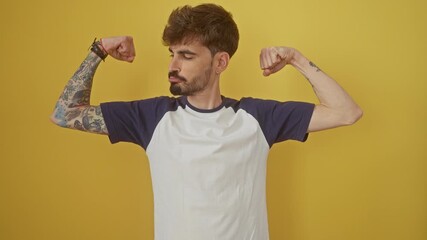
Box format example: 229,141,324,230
240,98,315,147
100,97,178,149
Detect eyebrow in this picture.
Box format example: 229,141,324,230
168,48,197,56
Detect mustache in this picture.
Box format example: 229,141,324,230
168,71,187,82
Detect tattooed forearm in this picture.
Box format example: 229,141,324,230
69,89,91,108
59,53,102,107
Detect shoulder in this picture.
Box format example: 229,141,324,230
221,96,268,108
101,96,185,113
238,97,314,110
226,97,314,120
228,97,280,112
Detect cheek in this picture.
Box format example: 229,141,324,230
181,64,200,78
181,58,213,79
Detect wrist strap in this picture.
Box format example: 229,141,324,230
90,38,108,61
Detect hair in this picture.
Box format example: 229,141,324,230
162,4,239,58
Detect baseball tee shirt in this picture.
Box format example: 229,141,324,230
100,96,314,240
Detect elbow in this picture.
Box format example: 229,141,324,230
49,114,61,127
49,108,67,128
342,106,363,126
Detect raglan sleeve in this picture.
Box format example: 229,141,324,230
100,97,171,149
242,98,315,147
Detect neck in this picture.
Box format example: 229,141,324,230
186,78,222,110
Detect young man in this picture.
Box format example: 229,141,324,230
51,4,362,240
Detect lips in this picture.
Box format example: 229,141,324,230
169,76,184,83
168,71,186,83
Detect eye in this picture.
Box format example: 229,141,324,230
183,54,193,60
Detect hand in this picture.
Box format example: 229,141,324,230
100,36,136,62
260,47,297,76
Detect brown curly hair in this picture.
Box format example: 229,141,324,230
162,4,239,58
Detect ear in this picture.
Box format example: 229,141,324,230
214,52,230,74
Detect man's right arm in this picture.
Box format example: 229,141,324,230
50,36,136,135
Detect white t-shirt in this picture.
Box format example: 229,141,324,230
101,96,314,240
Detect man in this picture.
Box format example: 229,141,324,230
51,3,362,240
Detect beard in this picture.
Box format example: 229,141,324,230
169,67,213,96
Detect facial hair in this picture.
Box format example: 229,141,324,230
169,67,213,96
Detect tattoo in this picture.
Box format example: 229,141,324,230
67,106,107,134
95,107,102,115
74,120,85,131
65,109,82,121
53,103,67,127
60,85,75,102
81,106,107,133
69,89,91,108
82,116,103,132
52,53,108,134
309,61,322,72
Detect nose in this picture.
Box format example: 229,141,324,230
169,56,181,72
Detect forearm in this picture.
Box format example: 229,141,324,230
291,51,363,128
51,52,107,133
61,52,101,106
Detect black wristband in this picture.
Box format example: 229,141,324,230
90,38,108,61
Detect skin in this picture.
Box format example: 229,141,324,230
259,47,363,131
51,36,362,134
168,40,229,109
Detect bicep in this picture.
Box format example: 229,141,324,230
62,106,109,135
307,104,347,132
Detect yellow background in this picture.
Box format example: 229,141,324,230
1,0,426,239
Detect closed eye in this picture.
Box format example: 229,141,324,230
182,54,193,60
169,53,194,60
168,48,196,60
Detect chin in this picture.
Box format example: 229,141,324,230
170,84,183,96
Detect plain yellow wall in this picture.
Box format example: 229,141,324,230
1,0,426,239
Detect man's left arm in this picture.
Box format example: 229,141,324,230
260,47,363,132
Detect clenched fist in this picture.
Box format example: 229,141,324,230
260,47,298,76
101,36,136,63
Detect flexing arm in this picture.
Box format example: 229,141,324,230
260,47,363,132
50,36,136,134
